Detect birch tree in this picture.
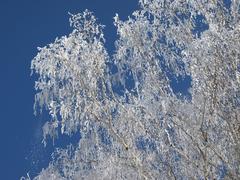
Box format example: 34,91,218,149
26,0,240,179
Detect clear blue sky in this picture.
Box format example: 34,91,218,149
0,0,138,179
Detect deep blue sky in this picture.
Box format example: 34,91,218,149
0,0,138,179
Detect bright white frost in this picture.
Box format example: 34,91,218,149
32,10,108,142
27,1,240,180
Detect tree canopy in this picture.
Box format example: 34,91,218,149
26,0,240,179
